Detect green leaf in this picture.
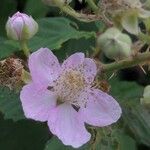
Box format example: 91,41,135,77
94,128,136,150
113,130,137,150
121,9,139,35
44,136,89,150
145,0,150,9
0,17,95,59
55,37,95,61
110,79,144,101
110,79,150,146
95,21,106,32
0,0,17,36
123,102,150,146
25,0,49,19
0,114,50,150
139,8,150,19
0,39,19,60
89,127,117,150
29,17,96,51
144,18,150,33
0,87,24,121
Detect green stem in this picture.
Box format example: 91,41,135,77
21,70,31,84
53,0,98,22
86,0,99,13
20,40,30,57
100,52,150,73
138,32,150,44
61,6,81,19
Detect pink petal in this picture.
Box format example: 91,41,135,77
81,58,97,84
62,53,97,84
62,52,85,70
48,103,91,148
79,89,122,126
20,83,57,122
29,48,61,89
11,16,24,39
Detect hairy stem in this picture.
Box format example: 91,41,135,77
86,0,99,13
20,40,30,57
52,0,98,22
21,70,31,84
100,52,150,73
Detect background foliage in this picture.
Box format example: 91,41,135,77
0,0,150,150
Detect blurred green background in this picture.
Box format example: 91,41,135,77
0,0,150,150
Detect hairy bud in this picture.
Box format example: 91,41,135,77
97,27,132,60
6,12,38,41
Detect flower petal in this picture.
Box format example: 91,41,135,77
79,89,122,126
20,83,57,122
11,16,24,40
29,48,60,89
62,52,85,70
62,53,97,84
139,8,150,18
82,58,97,84
48,103,91,148
6,18,18,40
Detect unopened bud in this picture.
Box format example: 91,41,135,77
97,27,132,60
6,12,38,41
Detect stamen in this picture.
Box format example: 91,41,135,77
53,70,87,107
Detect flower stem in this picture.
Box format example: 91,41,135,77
20,40,30,57
100,52,150,73
86,0,99,13
21,69,31,84
53,0,98,22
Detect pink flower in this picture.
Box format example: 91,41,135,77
20,48,122,148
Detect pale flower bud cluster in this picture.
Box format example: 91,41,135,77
6,12,38,41
97,27,132,60
99,0,150,34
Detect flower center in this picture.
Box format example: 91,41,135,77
53,70,87,107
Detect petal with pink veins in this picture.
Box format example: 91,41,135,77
12,17,24,39
48,103,91,148
62,53,97,84
81,58,97,84
20,83,57,122
62,52,85,70
29,48,61,89
79,89,122,127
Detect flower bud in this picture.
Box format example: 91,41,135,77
97,27,132,60
141,85,150,107
6,12,38,41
